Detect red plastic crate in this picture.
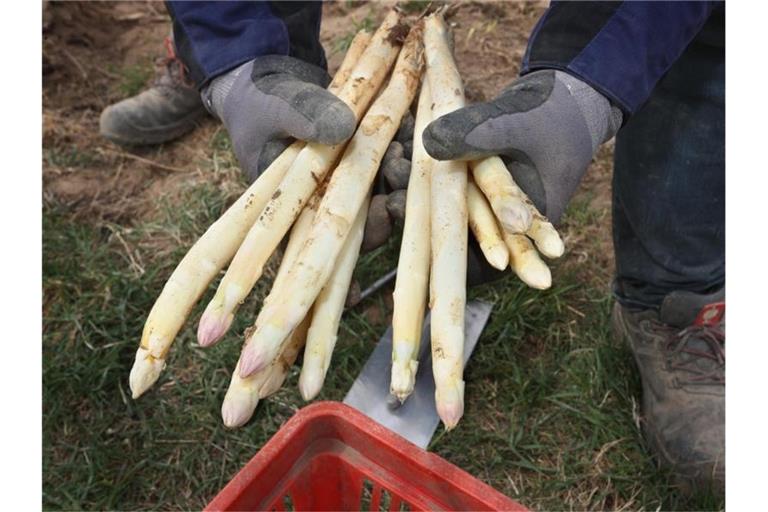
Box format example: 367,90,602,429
205,402,527,511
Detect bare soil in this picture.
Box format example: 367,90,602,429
43,2,224,224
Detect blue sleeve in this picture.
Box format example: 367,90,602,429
521,1,722,115
165,1,324,89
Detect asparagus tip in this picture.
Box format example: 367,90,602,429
240,323,290,377
390,359,418,401
519,260,552,290
486,244,510,270
197,311,231,347
536,236,565,259
437,402,463,430
221,387,258,428
239,347,268,378
129,347,165,399
435,381,465,430
298,366,324,401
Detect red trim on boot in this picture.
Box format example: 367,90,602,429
694,302,725,326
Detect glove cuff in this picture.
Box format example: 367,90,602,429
201,61,250,119
554,70,623,153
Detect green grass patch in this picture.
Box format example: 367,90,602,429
333,14,377,55
398,0,432,15
209,129,233,154
115,60,154,98
564,193,604,227
44,147,100,169
42,179,723,510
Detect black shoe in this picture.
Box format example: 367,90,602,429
99,37,206,146
612,288,725,497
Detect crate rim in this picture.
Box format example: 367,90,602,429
205,401,527,511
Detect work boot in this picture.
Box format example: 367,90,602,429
99,37,206,146
612,288,725,497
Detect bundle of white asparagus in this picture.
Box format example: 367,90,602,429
129,12,426,427
128,11,563,432
389,13,565,430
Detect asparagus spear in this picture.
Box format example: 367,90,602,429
467,179,509,271
390,77,433,402
424,13,469,430
298,195,370,401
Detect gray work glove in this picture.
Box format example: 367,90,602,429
202,55,357,183
423,69,623,223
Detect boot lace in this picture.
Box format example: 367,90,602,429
650,321,725,387
154,36,195,89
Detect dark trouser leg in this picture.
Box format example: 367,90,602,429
612,28,724,311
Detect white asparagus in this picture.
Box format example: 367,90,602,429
129,143,301,399
525,210,565,259
220,358,266,428
503,232,552,290
469,157,564,258
467,179,509,270
469,156,532,234
220,318,311,429
424,13,468,430
220,303,311,429
197,11,405,347
238,24,425,378
128,29,375,399
220,192,321,428
220,316,310,429
257,314,312,399
328,30,372,91
298,195,370,401
390,78,433,401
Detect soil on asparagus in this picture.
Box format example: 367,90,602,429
42,2,720,511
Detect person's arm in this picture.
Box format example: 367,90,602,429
521,0,722,116
165,1,325,89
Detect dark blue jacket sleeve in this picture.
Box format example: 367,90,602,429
165,1,325,89
521,1,723,115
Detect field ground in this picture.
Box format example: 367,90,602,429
42,2,722,510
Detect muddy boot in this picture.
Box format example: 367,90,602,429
99,37,206,146
612,289,725,497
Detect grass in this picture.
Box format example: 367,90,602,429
398,0,432,15
43,147,100,169
113,60,154,98
43,159,723,510
333,13,377,55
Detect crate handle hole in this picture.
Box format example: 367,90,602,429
360,478,374,510
283,493,295,511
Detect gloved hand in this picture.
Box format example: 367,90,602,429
422,69,623,223
361,112,415,252
203,55,357,183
